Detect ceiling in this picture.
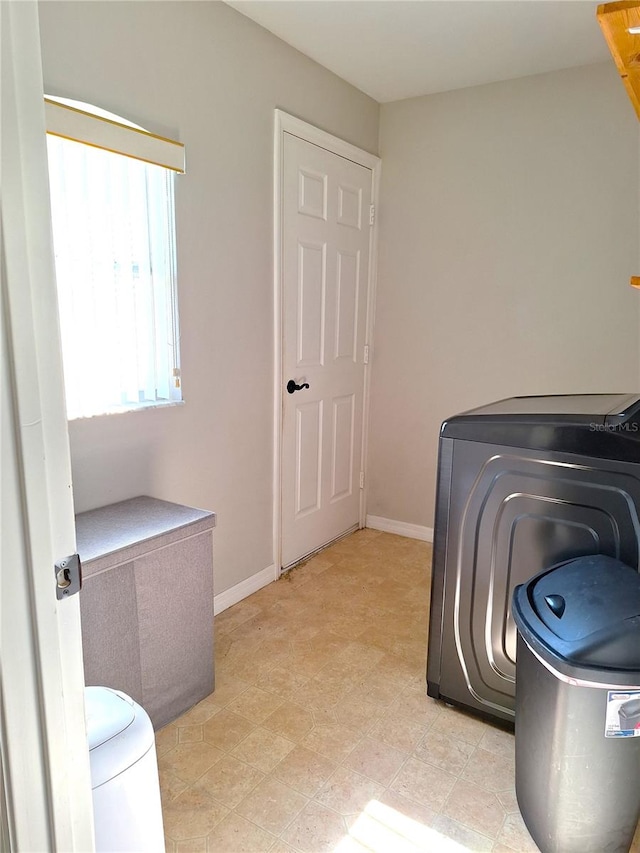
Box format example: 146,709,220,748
226,1,610,103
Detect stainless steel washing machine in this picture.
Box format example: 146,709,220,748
426,394,640,724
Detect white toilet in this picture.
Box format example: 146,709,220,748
86,686,165,852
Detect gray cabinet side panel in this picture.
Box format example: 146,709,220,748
135,532,214,728
80,563,143,704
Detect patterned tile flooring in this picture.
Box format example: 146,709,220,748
157,529,640,852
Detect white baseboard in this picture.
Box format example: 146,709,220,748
214,564,277,615
366,515,434,543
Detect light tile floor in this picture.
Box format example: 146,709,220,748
156,530,640,852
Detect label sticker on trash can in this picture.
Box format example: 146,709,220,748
605,691,640,737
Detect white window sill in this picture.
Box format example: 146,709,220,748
68,399,185,422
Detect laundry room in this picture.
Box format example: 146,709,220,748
3,1,640,851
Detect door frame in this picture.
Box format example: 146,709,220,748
272,109,381,574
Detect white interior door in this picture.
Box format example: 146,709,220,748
281,132,373,569
1,2,94,849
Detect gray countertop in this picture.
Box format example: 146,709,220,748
76,496,216,573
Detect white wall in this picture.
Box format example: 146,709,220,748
368,62,640,529
38,1,379,594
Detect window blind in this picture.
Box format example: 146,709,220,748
47,131,181,419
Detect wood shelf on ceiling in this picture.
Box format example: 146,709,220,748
597,2,640,288
598,1,640,119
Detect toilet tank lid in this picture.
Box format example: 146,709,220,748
85,686,135,751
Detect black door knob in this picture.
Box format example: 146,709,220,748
287,379,310,394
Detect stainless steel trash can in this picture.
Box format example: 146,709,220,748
512,555,640,853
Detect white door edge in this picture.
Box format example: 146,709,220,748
1,3,94,849
272,109,381,574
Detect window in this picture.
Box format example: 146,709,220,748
45,97,185,419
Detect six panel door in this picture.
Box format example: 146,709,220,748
281,133,372,568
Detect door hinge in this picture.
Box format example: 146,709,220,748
55,553,82,600
359,472,365,489
364,344,369,364
369,204,375,226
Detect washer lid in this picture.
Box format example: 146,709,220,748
446,394,640,422
85,686,135,751
439,393,640,460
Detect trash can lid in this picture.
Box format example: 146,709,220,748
85,686,135,750
513,555,640,684
85,687,155,788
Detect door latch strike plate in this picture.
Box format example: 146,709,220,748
55,553,82,600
